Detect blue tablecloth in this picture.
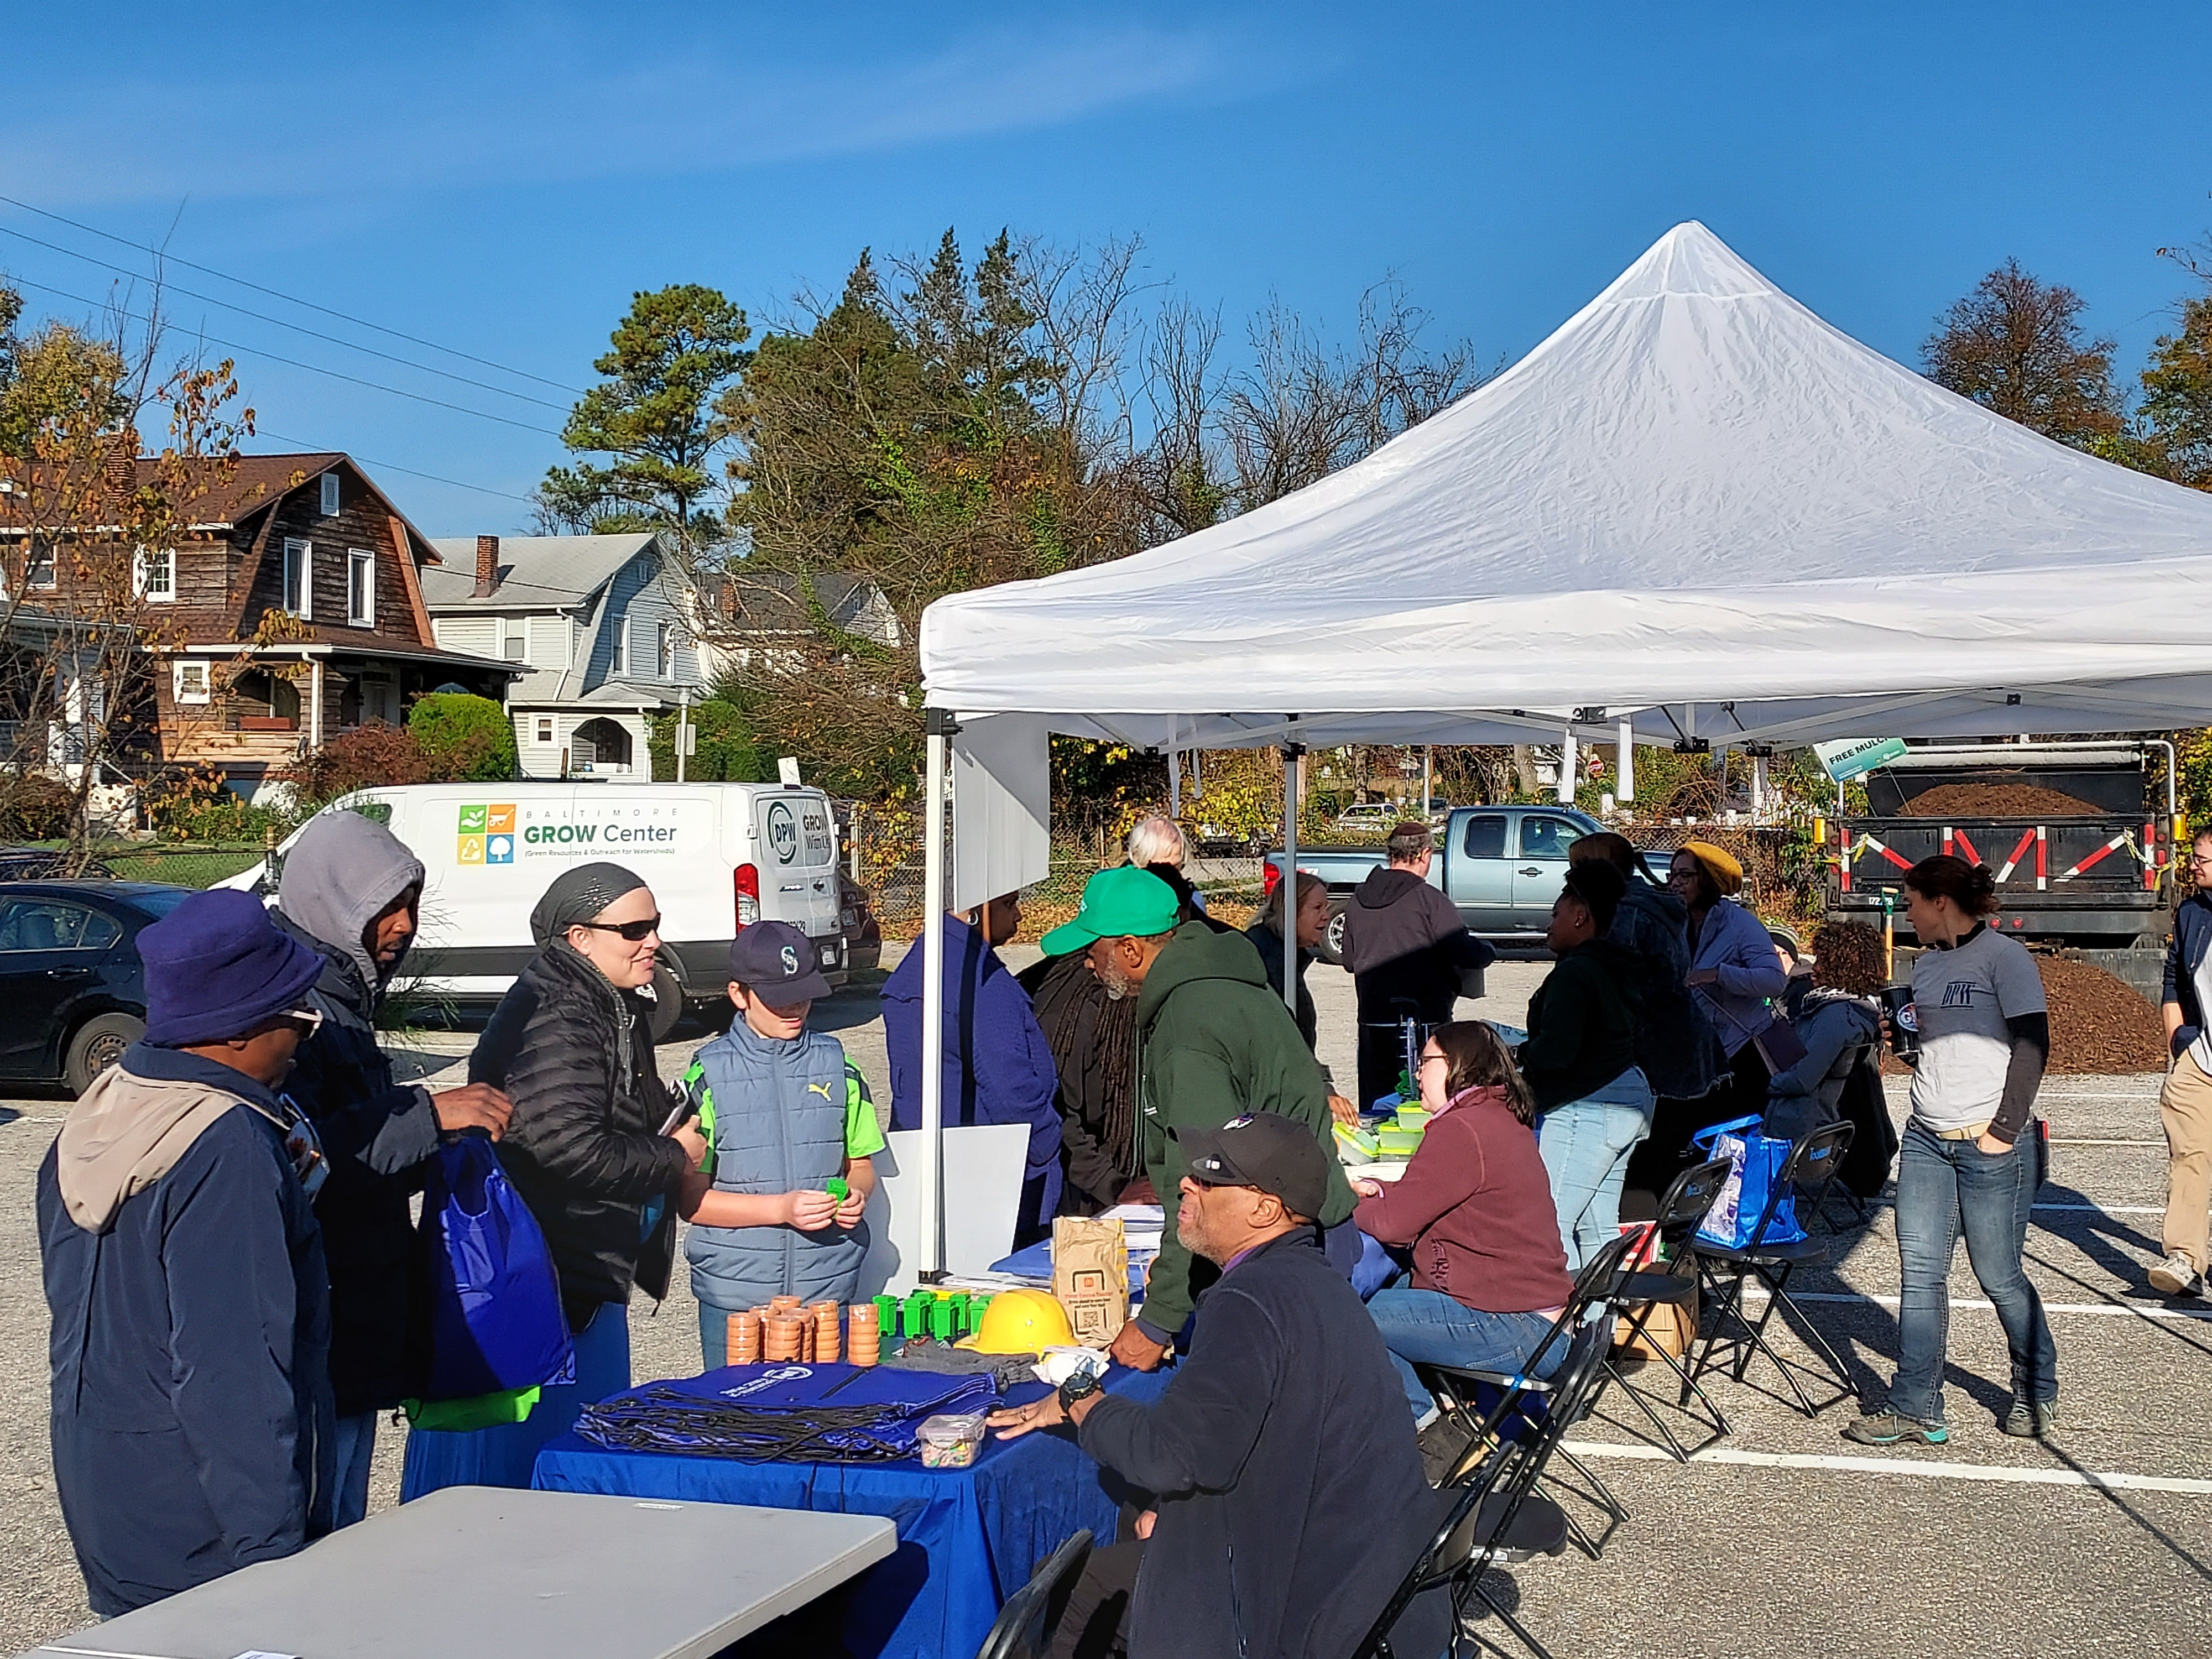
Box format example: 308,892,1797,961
532,1364,1170,1659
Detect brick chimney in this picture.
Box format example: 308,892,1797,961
473,535,499,598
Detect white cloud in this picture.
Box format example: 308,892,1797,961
0,23,1251,206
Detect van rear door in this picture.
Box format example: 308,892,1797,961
752,789,841,959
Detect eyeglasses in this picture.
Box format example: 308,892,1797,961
575,915,662,942
1418,1051,1447,1068
281,1008,324,1037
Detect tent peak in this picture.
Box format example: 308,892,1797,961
1597,220,1780,306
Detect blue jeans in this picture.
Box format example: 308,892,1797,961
327,1412,377,1529
1888,1117,2057,1425
1538,1071,1655,1270
1367,1286,1565,1422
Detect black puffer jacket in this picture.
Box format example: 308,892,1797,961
469,945,688,1332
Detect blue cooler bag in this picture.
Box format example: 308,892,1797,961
1692,1115,1806,1249
417,1131,573,1405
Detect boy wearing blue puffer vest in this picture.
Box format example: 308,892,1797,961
678,921,883,1367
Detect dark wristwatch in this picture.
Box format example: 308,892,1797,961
1057,1369,1102,1415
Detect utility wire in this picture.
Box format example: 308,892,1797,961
255,430,540,507
3,273,562,436
0,193,584,396
0,221,572,414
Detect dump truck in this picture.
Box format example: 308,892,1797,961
1819,740,2177,997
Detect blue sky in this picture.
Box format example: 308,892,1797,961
3,2,2208,535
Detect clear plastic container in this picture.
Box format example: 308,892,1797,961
916,1411,988,1468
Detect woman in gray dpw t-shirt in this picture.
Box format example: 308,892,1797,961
1844,855,2057,1449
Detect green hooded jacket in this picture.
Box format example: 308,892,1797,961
1132,921,1355,1340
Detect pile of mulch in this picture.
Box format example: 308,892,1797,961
1879,953,2164,1076
1896,782,2106,818
2037,956,2167,1074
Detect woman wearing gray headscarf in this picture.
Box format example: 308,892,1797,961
400,863,707,1498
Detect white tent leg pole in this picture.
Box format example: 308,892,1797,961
1617,720,1634,804
919,713,951,1279
1753,753,1768,823
1169,748,1181,817
1281,735,1301,1014
1556,730,1576,804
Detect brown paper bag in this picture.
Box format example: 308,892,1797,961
1053,1215,1129,1345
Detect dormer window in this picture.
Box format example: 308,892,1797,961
320,472,341,516
281,539,313,619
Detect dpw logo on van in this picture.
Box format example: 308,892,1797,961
459,805,517,865
766,801,799,864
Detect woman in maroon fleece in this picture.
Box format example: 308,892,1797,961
1354,1021,1574,1425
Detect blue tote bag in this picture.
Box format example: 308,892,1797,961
1692,1115,1807,1249
416,1131,573,1406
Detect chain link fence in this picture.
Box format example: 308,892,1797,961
92,843,269,889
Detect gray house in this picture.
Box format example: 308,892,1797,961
422,533,700,780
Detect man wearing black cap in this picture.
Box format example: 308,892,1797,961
37,889,335,1615
988,1113,1446,1659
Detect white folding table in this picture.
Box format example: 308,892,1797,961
22,1486,897,1659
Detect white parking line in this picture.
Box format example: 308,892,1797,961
2052,1137,2168,1146
1561,1439,2212,1496
1747,1287,2212,1322
2034,1203,2164,1214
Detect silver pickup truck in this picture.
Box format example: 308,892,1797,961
1266,805,1608,961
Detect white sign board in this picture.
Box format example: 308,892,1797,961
949,713,1051,914
857,1122,1030,1296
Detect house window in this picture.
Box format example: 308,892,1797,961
134,546,176,602
656,621,674,679
26,538,55,591
173,660,211,705
611,618,628,675
320,472,341,516
347,549,375,626
503,626,526,661
536,717,554,743
281,539,312,618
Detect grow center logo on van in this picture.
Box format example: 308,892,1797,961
458,804,517,865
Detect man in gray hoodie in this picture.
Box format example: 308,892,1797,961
275,808,510,1526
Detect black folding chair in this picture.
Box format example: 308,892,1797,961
1601,1155,1736,1460
1354,1312,1621,1659
1416,1231,1637,1557
1811,1042,1882,1233
1687,1120,1858,1417
973,1528,1094,1659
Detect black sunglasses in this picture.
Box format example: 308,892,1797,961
575,915,662,943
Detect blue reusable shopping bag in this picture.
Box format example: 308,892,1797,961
1691,1115,1806,1249
416,1131,573,1403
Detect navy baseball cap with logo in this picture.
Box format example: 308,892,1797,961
1171,1112,1333,1220
729,920,832,1003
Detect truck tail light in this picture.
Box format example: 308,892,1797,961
734,863,760,928
1262,861,1282,900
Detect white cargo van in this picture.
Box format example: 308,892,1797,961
229,782,847,1011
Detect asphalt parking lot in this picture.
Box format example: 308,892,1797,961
2,945,2208,1655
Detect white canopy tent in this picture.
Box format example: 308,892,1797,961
897,221,2212,1274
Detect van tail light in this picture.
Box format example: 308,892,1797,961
1262,860,1282,900
735,862,760,928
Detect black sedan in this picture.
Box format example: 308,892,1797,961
0,882,193,1093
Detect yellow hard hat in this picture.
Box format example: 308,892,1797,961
957,1288,1073,1356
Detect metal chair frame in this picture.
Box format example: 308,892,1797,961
1601,1155,1738,1460
1416,1232,1637,1558
1687,1120,1859,1417
1356,1309,1621,1659
973,1527,1094,1659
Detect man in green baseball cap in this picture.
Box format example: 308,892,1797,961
1045,865,1354,1374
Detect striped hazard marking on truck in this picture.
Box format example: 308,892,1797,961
2056,831,2133,883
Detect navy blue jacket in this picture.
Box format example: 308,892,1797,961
2163,892,2212,1058
882,916,1063,1236
1077,1230,1448,1659
38,1045,333,1616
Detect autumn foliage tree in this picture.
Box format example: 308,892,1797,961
0,280,255,867
1922,258,2125,448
